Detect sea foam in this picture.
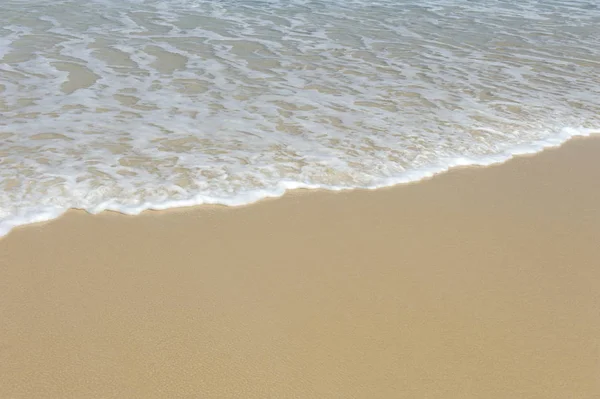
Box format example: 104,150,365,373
1,0,599,237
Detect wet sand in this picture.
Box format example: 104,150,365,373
1,137,600,398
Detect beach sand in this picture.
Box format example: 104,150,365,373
1,137,600,398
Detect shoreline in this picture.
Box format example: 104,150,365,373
2,136,600,398
2,126,599,239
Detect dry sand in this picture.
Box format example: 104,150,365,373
1,137,600,398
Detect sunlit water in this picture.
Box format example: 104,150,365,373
1,0,600,236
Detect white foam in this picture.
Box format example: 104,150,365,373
1,126,598,238
1,0,599,237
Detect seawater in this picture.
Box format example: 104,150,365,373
1,0,599,236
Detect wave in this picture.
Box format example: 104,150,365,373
1,126,598,238
1,0,599,237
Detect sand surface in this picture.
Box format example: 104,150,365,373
1,137,600,398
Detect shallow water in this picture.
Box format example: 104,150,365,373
1,0,600,236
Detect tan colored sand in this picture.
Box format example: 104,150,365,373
1,137,600,398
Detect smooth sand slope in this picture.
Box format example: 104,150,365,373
1,137,600,398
